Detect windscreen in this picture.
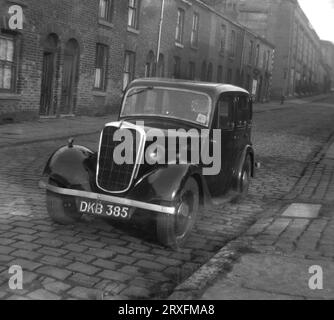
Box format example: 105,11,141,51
121,87,212,126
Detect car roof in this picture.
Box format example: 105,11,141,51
129,78,249,97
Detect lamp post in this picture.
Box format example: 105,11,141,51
156,0,166,74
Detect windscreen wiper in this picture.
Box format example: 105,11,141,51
127,86,154,98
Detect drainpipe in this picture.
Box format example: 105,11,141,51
156,0,166,73
286,1,295,97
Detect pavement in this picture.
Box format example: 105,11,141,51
0,115,115,148
0,93,333,300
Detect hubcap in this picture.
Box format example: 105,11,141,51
176,192,193,239
242,169,249,193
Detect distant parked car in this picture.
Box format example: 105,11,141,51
39,78,256,248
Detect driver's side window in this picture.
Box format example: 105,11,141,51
217,95,234,130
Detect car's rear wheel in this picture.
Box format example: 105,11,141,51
156,177,199,249
46,181,82,225
234,155,252,202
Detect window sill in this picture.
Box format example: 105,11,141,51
0,92,21,100
92,90,107,97
175,42,184,49
127,27,140,35
98,19,114,29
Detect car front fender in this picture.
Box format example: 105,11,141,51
43,145,97,191
128,164,211,207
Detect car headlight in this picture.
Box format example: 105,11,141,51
147,145,165,164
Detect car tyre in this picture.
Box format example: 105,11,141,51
46,181,82,225
156,177,199,249
234,155,252,203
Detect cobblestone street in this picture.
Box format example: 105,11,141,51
0,96,334,300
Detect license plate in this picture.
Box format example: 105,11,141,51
78,200,132,220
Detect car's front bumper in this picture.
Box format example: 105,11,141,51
38,180,176,215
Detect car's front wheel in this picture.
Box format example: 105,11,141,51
46,181,82,225
156,177,199,249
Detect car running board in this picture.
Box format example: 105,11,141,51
211,190,239,207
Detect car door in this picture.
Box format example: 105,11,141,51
235,93,252,154
205,93,238,197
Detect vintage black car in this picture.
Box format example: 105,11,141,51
39,78,255,248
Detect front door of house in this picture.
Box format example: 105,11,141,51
60,39,79,115
40,52,55,115
39,34,58,116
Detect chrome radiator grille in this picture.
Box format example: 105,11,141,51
96,124,144,193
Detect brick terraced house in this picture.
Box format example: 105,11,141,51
0,0,274,123
125,0,274,102
0,0,127,123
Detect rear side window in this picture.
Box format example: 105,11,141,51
236,95,251,124
217,95,234,130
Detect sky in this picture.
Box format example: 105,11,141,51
298,0,334,43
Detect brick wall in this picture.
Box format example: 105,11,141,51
0,0,127,123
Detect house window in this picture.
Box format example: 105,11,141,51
266,50,271,71
94,44,109,90
200,61,207,81
0,34,16,92
173,56,181,79
226,68,232,83
248,40,253,65
145,50,155,77
99,0,114,22
220,25,226,53
175,8,185,44
207,63,213,82
235,69,240,85
157,54,165,77
217,65,223,83
255,44,260,67
230,30,236,57
188,61,196,80
128,0,140,29
191,13,199,48
123,51,136,90
262,51,267,70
